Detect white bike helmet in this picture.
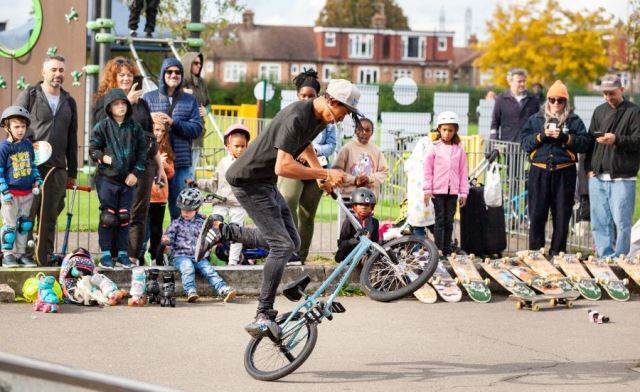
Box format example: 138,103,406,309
435,111,459,128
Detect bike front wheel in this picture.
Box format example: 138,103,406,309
244,311,318,381
360,235,439,302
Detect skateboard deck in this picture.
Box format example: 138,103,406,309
583,256,630,302
518,250,578,295
617,255,640,288
502,257,578,306
449,254,491,303
428,262,462,302
406,270,437,303
33,141,52,166
553,253,602,301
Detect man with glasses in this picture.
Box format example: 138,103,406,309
144,58,202,220
15,55,78,266
585,74,640,257
181,52,211,178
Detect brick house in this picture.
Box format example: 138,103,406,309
207,9,456,86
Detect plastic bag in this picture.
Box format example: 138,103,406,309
484,162,502,207
22,272,63,303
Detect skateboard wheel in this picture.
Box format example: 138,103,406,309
558,252,565,257
507,281,515,287
464,278,471,285
469,253,475,260
549,298,557,306
516,301,523,310
433,277,442,284
483,258,490,264
484,278,490,286
566,301,574,308
532,304,541,312
526,280,533,286
623,278,629,286
454,277,460,285
576,252,582,259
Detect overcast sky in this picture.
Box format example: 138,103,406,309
243,0,631,46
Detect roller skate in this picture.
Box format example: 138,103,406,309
127,267,147,306
91,273,127,305
160,271,176,307
33,275,60,313
146,269,162,305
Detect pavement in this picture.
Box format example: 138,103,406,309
1,295,639,392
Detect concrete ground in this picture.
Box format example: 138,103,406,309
1,295,639,392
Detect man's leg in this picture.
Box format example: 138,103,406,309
148,203,166,263
277,177,303,229
168,166,191,220
128,0,144,31
297,180,323,261
34,167,67,266
528,166,551,251
549,168,576,255
144,0,160,34
589,177,615,257
610,180,636,256
128,159,155,261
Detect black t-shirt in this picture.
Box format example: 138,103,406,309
226,99,325,186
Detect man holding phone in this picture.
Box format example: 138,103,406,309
585,74,640,257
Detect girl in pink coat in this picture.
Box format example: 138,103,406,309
423,111,469,256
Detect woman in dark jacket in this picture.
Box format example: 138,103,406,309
520,80,592,256
93,57,167,265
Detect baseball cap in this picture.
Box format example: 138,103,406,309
600,74,622,91
326,79,364,117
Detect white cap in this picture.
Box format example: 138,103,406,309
436,111,459,127
326,79,363,117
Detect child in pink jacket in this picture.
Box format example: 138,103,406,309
423,112,469,257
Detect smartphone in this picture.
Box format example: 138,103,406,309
547,118,559,131
593,132,605,138
133,75,144,91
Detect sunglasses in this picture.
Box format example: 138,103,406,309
192,61,202,65
548,97,567,104
115,58,133,65
166,69,182,76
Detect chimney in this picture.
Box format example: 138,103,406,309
242,9,254,29
371,3,386,29
468,34,478,46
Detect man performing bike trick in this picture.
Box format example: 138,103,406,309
197,79,363,338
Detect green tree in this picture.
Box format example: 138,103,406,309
316,0,409,30
627,1,640,72
476,0,612,88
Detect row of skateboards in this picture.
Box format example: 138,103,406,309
412,250,640,311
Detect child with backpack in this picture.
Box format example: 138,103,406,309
161,187,237,302
0,106,42,267
423,112,469,257
335,187,379,262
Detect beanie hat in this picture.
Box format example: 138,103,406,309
547,80,569,99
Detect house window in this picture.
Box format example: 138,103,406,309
402,36,425,59
393,68,413,81
322,64,337,82
434,70,449,83
325,32,336,47
438,37,447,51
348,34,374,58
259,63,281,82
291,64,317,76
358,66,379,84
223,62,247,82
205,60,214,74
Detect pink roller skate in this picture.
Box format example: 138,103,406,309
33,276,60,313
127,267,147,306
91,273,127,305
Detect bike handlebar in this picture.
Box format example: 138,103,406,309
486,149,500,164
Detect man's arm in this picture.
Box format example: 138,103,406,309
489,97,501,140
275,147,344,188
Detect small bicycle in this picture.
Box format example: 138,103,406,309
243,191,439,381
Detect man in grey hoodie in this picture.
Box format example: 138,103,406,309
15,55,78,266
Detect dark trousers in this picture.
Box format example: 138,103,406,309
96,178,135,252
128,0,160,32
147,202,166,263
527,165,576,255
128,159,156,260
227,182,300,313
432,194,458,256
29,166,67,266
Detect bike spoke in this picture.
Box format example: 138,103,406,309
367,240,436,292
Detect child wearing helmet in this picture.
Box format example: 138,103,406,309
0,106,42,267
423,111,469,257
160,187,237,302
194,123,250,265
335,187,380,262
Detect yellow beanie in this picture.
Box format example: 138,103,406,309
547,80,569,99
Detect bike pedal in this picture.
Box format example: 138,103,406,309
331,302,346,314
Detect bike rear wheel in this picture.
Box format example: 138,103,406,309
360,235,439,302
244,312,318,381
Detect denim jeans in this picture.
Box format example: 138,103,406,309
227,182,300,313
168,166,192,220
588,177,636,257
173,255,227,294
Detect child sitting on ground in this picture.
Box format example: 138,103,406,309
195,124,250,265
0,106,42,267
89,88,146,269
423,111,469,258
335,187,379,262
161,187,237,302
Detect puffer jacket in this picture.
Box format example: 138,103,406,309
143,58,202,168
520,111,591,168
423,140,469,197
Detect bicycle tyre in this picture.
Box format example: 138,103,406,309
244,311,318,381
360,235,439,302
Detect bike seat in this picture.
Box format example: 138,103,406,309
283,274,311,302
